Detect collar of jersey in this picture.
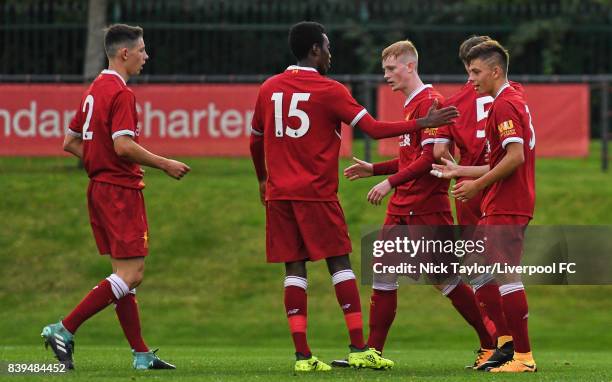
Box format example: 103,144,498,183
494,82,510,99
404,84,433,107
286,65,318,72
101,69,126,85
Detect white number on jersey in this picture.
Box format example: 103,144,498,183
82,95,94,140
476,96,494,122
475,96,493,140
271,92,311,138
525,105,536,150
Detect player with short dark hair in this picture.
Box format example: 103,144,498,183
250,21,458,372
433,39,537,373
41,23,189,370
343,39,496,368
103,24,144,57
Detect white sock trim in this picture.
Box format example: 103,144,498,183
471,273,495,291
441,276,462,296
499,282,524,296
372,281,398,291
331,269,356,285
284,276,307,290
106,274,130,300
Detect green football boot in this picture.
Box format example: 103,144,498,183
133,349,176,370
347,347,394,370
294,355,332,372
41,321,75,370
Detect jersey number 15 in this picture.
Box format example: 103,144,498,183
271,92,311,138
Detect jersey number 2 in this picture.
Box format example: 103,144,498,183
82,95,94,140
271,92,310,138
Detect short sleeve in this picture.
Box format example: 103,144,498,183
250,90,264,136
327,82,367,127
417,98,445,147
434,124,452,144
110,90,138,140
66,107,83,137
494,100,524,150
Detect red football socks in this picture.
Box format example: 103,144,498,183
446,282,496,349
475,283,511,338
501,289,531,353
367,289,397,352
115,293,149,352
62,279,117,334
332,272,365,349
284,281,310,357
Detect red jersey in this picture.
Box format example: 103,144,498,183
387,85,451,216
481,83,536,218
251,66,366,201
68,70,144,189
435,81,524,168
435,82,490,168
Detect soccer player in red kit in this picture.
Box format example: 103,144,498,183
433,36,495,227
344,41,494,366
433,39,537,372
41,24,189,370
431,35,528,369
249,22,458,372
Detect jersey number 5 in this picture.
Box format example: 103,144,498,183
82,94,94,140
271,92,311,138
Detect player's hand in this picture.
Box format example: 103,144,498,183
258,180,266,206
452,179,479,202
431,157,459,179
367,179,392,205
344,157,373,180
418,98,459,128
163,159,190,180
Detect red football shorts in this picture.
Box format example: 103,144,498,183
383,211,453,226
476,214,531,265
379,212,454,282
265,200,352,263
87,180,149,259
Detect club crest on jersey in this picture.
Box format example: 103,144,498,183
497,120,516,137
399,133,411,147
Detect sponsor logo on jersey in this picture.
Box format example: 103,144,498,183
497,120,516,137
424,127,438,136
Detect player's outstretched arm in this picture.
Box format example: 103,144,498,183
367,146,434,205
113,136,190,180
419,99,459,128
343,157,373,180
431,158,489,179
355,104,459,140
345,156,401,181
452,142,524,202
63,134,83,159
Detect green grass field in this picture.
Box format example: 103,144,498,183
0,141,611,381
